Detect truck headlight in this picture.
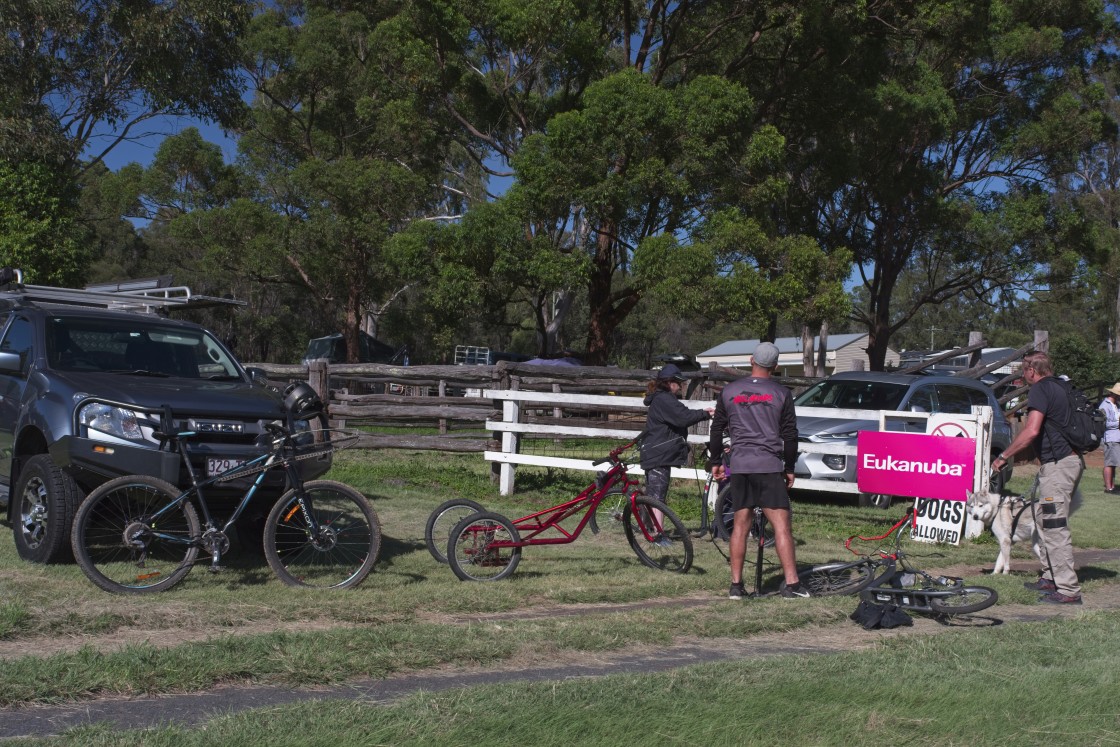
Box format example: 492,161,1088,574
79,403,155,444
291,417,315,447
817,430,861,440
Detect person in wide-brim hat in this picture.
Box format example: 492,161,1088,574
1101,383,1120,494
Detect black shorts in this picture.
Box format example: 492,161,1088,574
727,473,790,511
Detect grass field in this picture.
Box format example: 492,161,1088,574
1,447,1118,743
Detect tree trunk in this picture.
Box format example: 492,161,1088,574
801,324,813,375
866,317,891,372
345,272,362,364
816,319,829,377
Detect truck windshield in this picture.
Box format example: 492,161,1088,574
46,317,243,379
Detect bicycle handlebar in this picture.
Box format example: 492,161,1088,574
591,440,637,468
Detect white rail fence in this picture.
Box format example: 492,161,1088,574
483,390,994,500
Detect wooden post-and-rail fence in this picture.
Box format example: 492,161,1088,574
245,332,1046,496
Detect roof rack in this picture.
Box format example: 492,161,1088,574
0,268,247,314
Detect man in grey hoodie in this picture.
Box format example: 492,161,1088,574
708,342,807,599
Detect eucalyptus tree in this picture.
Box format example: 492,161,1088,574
401,0,849,364
1053,50,1120,353
0,0,251,284
227,2,463,362
689,0,1115,369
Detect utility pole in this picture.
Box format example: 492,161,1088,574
928,326,942,350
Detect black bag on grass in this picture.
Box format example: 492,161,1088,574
850,600,913,630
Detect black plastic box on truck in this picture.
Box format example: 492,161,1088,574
0,269,330,563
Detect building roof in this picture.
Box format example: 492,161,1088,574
697,333,868,359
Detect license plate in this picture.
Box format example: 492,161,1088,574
207,457,246,477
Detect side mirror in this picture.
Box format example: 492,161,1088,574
245,367,268,385
0,351,21,373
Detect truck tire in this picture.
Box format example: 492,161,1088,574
12,454,82,563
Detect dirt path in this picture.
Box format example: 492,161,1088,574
0,551,1117,739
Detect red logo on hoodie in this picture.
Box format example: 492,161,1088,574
731,393,773,405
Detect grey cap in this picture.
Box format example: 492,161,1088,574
657,363,687,381
752,342,780,368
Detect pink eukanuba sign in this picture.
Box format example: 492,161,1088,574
856,430,976,502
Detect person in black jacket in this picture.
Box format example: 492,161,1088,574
640,364,713,545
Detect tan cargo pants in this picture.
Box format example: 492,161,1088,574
1035,454,1083,597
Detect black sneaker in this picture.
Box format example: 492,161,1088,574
781,582,811,599
1024,578,1057,592
728,582,746,600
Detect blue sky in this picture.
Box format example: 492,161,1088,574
93,117,239,171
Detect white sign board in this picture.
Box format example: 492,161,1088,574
909,411,988,546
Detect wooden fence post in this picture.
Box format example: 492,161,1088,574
968,331,984,369
1034,330,1049,353
492,373,520,491
307,359,334,425
438,379,448,434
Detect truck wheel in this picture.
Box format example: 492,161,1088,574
12,455,82,563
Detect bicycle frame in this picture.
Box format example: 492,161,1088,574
446,440,696,581
141,428,321,558
504,444,648,547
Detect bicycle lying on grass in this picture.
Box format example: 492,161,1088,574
786,508,998,616
431,441,693,581
71,410,380,594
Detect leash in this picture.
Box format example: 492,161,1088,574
999,493,1036,539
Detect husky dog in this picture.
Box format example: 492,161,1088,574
965,489,1082,574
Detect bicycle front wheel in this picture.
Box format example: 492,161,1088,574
929,586,998,615
589,486,627,535
623,496,693,573
264,480,381,589
712,481,735,541
447,511,521,582
425,498,486,563
71,476,200,594
793,560,878,597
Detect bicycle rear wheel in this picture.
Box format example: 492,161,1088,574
425,498,486,563
447,511,521,581
623,496,693,573
791,560,878,597
928,586,998,615
264,480,381,589
712,483,774,547
71,476,200,594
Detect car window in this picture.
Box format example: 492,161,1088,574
794,379,909,410
905,385,935,412
0,316,34,376
935,385,978,414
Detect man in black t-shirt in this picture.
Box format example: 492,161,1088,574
992,351,1082,604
